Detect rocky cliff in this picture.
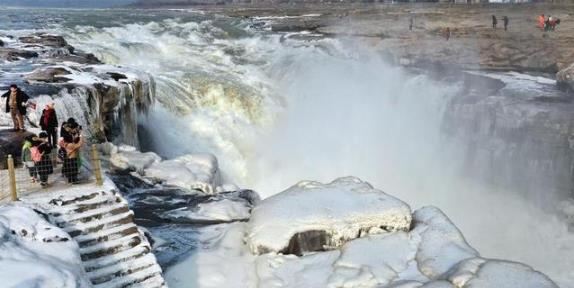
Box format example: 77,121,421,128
0,33,155,149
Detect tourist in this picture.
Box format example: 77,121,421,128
34,132,53,187
1,84,30,132
409,17,414,31
63,133,85,184
538,14,545,29
39,103,58,146
502,16,509,31
60,117,81,139
445,27,451,41
492,15,497,29
21,134,38,183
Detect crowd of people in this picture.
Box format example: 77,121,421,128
3,83,87,188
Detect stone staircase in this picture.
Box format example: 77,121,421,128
35,188,166,288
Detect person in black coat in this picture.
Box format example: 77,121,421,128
39,103,58,146
35,131,53,187
1,84,30,131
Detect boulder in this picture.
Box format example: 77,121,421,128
109,145,161,174
557,62,574,92
0,48,38,61
25,67,72,83
247,177,412,255
144,153,220,194
411,206,478,279
19,34,68,48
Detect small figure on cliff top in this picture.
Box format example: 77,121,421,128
1,84,29,132
39,103,58,147
492,15,497,29
502,16,509,31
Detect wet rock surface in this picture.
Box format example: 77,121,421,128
0,130,35,169
0,33,153,145
110,172,259,267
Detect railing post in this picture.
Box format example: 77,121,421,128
91,144,104,186
7,155,17,201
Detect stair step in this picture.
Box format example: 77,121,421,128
52,196,121,216
75,223,138,247
80,235,142,261
123,274,166,288
83,244,151,272
65,211,134,237
48,191,108,206
87,254,159,285
93,266,163,288
56,202,129,224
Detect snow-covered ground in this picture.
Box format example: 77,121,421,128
0,205,91,287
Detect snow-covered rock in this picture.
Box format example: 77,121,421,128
164,176,558,288
447,258,558,288
144,153,221,194
0,205,90,287
411,206,478,279
109,144,161,173
160,198,252,224
247,177,412,255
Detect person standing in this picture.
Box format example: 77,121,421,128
39,103,58,146
492,15,498,29
22,134,38,183
34,132,53,188
409,17,414,31
538,14,545,29
1,84,29,132
502,16,509,31
63,133,85,184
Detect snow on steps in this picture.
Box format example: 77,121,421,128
22,182,167,288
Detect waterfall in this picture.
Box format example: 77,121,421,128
48,17,574,286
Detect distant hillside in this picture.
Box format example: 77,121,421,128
0,0,136,8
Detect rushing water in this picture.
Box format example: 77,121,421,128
1,8,573,287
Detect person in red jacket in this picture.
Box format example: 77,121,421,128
39,103,58,146
538,14,545,29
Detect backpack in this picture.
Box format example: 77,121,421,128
31,146,42,163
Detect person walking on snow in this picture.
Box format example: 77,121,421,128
492,15,498,29
1,84,29,132
39,103,58,146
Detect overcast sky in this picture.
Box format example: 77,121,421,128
0,0,137,8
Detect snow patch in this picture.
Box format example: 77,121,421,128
0,205,90,287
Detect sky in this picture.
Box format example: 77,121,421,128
0,0,136,8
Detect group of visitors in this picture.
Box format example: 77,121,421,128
538,14,560,31
6,84,86,188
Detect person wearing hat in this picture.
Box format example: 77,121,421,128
39,102,58,146
1,84,30,132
